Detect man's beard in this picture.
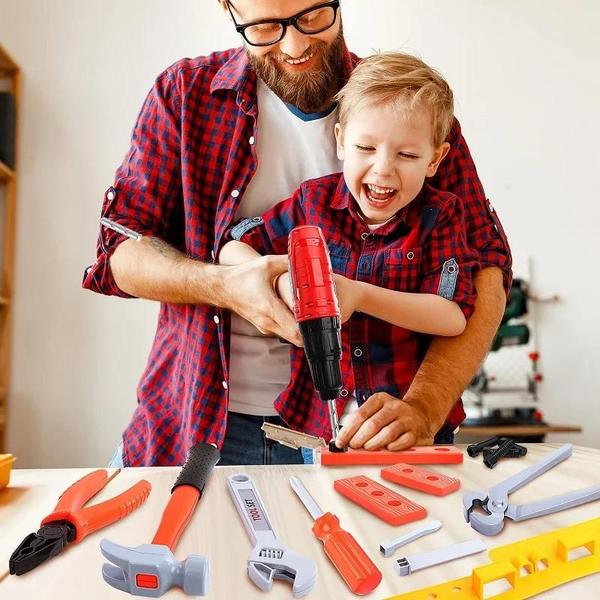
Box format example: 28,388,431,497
247,27,345,114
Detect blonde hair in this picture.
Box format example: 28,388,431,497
336,52,454,147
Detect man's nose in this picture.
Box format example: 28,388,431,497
278,25,311,59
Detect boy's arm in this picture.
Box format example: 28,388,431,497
351,285,466,336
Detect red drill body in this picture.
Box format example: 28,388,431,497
288,226,343,441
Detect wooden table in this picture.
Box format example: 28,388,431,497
1,444,599,599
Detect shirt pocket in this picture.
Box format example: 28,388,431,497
327,242,351,276
382,247,422,291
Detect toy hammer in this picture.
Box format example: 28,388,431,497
100,442,220,597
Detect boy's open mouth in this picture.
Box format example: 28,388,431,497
363,183,398,205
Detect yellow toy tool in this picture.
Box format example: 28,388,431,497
387,516,600,599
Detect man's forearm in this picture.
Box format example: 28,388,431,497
110,237,229,306
403,267,507,434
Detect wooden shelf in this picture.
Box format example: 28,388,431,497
460,423,582,436
0,160,15,182
0,44,18,77
0,42,18,453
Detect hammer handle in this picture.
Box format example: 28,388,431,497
152,442,220,550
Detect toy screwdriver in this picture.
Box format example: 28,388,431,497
9,469,151,575
288,226,344,445
289,476,382,595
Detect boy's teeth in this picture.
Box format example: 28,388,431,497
367,184,395,194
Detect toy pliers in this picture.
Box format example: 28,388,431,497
464,444,600,535
9,469,151,575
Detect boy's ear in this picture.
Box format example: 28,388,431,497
334,123,345,160
426,142,450,177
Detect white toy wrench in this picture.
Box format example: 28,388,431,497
227,474,316,597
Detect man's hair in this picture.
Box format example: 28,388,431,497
335,52,454,147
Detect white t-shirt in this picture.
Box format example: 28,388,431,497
228,79,342,416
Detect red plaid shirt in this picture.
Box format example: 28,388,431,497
229,175,479,437
83,45,512,466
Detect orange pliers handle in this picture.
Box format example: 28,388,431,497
41,469,151,542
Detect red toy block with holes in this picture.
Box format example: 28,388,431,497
333,475,427,526
381,463,460,496
321,445,463,466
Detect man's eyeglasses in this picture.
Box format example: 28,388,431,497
226,1,340,47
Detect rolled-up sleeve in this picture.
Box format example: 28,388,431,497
82,68,183,297
225,186,307,255
420,195,480,319
431,119,512,293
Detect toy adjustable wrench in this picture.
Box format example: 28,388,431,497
464,444,600,536
227,474,316,597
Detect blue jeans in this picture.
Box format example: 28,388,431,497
220,412,305,466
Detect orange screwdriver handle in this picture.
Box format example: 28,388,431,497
42,479,152,543
52,469,109,513
312,512,382,595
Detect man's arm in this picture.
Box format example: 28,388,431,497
335,266,505,450
110,236,301,345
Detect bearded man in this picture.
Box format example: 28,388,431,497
84,0,512,467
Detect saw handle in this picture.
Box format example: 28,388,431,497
312,512,382,595
152,442,220,549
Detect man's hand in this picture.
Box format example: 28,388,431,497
333,274,362,324
334,392,435,451
221,254,302,346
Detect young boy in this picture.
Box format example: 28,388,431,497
219,52,479,449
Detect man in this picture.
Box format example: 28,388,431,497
84,0,511,466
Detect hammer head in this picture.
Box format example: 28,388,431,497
100,539,209,597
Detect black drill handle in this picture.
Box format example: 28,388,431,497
171,442,221,495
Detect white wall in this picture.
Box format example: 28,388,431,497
0,0,598,467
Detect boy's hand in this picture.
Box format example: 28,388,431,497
333,274,362,324
334,392,435,450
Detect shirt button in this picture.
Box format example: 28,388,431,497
106,188,116,201
361,232,369,240
353,348,363,358
406,251,415,260
249,136,255,145
489,203,495,213
340,388,349,397
213,315,220,325
222,380,228,390
231,189,240,198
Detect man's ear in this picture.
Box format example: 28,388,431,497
334,123,345,161
426,142,450,177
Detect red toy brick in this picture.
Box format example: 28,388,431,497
334,475,427,526
381,463,460,496
321,445,463,466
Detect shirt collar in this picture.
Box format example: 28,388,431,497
331,176,430,237
210,42,358,115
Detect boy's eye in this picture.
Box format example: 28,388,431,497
354,145,374,151
399,152,419,159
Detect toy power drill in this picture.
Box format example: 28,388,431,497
288,225,345,449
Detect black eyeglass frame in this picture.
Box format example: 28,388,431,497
226,0,340,47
